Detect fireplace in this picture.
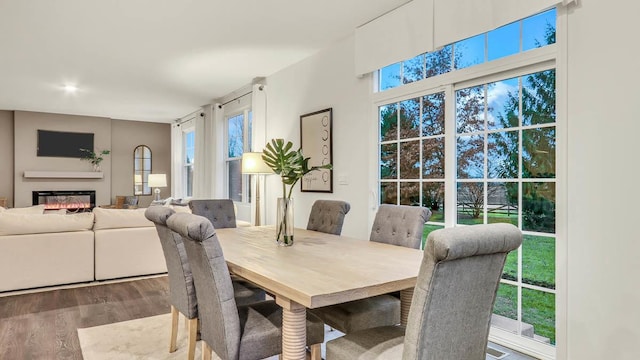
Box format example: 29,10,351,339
32,190,96,212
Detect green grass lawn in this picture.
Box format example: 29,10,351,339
503,235,555,289
457,210,518,225
493,285,556,345
497,234,556,345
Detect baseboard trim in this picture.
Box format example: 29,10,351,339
0,273,168,298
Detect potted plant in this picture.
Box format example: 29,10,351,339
79,148,110,172
262,138,331,246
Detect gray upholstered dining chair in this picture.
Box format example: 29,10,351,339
189,198,263,289
306,200,351,235
166,212,325,360
145,206,265,360
326,223,522,360
369,204,432,248
310,204,431,334
188,199,237,229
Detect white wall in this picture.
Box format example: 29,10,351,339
258,2,640,358
263,35,374,239
565,1,640,359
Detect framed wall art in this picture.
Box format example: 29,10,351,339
300,108,333,192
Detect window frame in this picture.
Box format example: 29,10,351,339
224,107,253,203
372,14,562,360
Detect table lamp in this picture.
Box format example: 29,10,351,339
241,152,274,225
148,173,167,201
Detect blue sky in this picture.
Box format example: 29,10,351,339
380,8,556,91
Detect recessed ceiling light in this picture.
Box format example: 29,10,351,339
63,84,78,93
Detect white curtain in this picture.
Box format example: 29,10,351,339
170,122,183,198
250,83,268,225
192,111,207,198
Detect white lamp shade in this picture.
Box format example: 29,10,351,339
148,173,167,187
242,152,274,175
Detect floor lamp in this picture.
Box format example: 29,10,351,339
241,152,274,226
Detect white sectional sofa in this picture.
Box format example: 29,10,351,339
0,210,95,292
92,207,166,280
0,206,167,293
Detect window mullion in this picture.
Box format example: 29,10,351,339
443,85,456,228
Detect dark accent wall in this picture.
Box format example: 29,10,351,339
13,111,112,207
111,119,171,208
5,110,170,208
0,111,14,207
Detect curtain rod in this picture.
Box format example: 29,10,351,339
217,90,252,109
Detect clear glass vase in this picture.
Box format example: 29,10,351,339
276,197,294,246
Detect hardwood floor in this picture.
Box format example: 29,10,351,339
0,276,537,360
0,276,170,360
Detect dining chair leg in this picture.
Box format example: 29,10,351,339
187,318,198,360
169,305,179,353
202,341,212,360
309,343,321,360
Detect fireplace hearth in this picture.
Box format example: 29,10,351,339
32,190,96,212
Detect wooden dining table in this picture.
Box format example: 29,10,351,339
215,226,424,360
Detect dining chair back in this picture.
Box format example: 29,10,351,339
167,212,241,358
189,199,237,229
326,223,523,360
145,205,198,359
310,204,431,335
306,200,351,235
167,212,324,360
370,204,432,249
146,206,265,360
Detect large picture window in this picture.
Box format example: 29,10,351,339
377,8,557,356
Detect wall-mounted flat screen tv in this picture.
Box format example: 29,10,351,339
37,130,94,158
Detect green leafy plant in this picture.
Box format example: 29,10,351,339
79,148,110,165
262,138,332,200
262,138,332,243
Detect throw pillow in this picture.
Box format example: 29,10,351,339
92,207,154,230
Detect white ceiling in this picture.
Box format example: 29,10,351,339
0,0,408,123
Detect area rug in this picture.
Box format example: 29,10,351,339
78,313,204,360
77,314,326,360
78,313,526,360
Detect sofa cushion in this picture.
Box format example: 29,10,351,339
94,227,166,280
0,212,94,236
0,231,95,292
92,207,154,230
0,205,46,214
